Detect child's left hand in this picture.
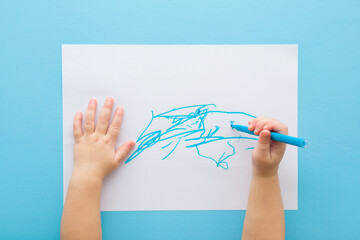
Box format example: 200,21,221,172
72,97,135,181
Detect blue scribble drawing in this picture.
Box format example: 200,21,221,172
126,104,258,170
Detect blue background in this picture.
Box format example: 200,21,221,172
1,0,359,239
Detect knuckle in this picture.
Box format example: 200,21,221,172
261,119,269,125
73,132,81,138
98,116,109,125
84,119,93,127
261,118,270,124
103,136,111,144
122,150,129,158
257,120,266,128
111,121,121,131
124,145,132,154
117,152,125,162
90,135,100,142
73,134,83,143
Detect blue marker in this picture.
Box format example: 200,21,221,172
230,123,309,148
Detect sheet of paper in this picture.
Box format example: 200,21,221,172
63,45,298,211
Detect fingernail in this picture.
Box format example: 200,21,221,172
116,107,124,116
129,141,135,148
106,97,113,103
261,130,271,138
75,112,81,117
90,99,97,104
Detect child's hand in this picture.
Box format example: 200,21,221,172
72,97,135,181
248,117,288,177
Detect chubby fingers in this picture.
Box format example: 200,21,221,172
248,117,288,135
73,112,83,141
115,141,136,165
251,117,270,135
263,120,288,135
107,106,124,141
84,99,97,135
96,97,114,135
248,117,268,135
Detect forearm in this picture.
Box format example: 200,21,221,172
242,174,285,240
61,173,103,240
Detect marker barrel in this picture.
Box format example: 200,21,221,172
231,124,309,148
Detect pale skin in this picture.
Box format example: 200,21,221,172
61,98,287,240
60,97,135,240
242,117,288,240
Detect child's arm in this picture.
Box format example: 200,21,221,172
60,98,135,240
242,117,287,240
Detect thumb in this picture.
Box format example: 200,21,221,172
256,130,271,152
115,141,136,165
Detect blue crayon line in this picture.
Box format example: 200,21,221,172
162,141,173,149
245,147,254,150
126,104,259,170
162,139,181,160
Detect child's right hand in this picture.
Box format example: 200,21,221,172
248,117,288,177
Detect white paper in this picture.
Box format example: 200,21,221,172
63,45,298,211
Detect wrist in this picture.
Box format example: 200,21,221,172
252,173,279,181
252,162,280,178
250,174,281,193
70,169,104,186
252,167,279,178
71,163,106,181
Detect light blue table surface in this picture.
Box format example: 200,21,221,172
1,1,359,239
